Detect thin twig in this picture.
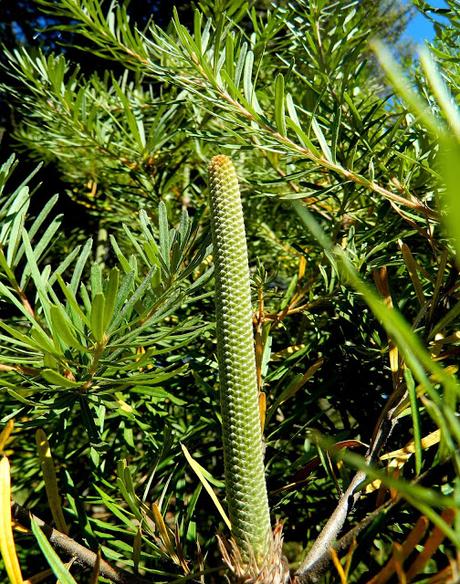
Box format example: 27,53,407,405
11,502,151,584
294,383,407,583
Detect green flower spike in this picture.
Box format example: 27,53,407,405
208,155,271,563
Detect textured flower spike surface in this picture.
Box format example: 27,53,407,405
207,155,271,563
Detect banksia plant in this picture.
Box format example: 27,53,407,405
208,155,287,581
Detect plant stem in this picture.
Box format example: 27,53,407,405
11,502,150,584
208,155,271,561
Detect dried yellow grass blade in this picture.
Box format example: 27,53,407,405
389,346,399,376
330,548,347,584
0,420,14,453
22,568,53,584
298,256,307,280
181,443,231,530
151,502,177,560
406,508,455,580
35,429,69,535
366,515,429,584
373,266,393,309
258,392,266,434
380,429,441,465
0,457,24,584
366,430,441,493
88,548,101,584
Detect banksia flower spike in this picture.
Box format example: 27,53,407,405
207,155,271,565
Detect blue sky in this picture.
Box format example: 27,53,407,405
405,0,448,44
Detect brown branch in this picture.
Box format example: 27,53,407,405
11,502,151,584
294,469,368,583
293,501,397,584
294,382,406,583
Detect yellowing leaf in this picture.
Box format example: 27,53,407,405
366,430,441,493
35,430,69,535
258,391,266,434
181,443,231,530
151,502,177,560
0,457,23,584
380,429,441,466
0,420,14,453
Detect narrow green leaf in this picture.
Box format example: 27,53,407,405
0,247,20,289
109,235,132,274
311,117,332,162
158,201,170,270
6,191,28,266
91,293,106,342
50,304,85,351
90,263,103,298
19,215,62,286
31,519,78,584
212,16,224,74
48,245,81,287
35,429,69,535
55,274,91,329
243,49,254,105
193,9,202,53
420,49,460,141
285,118,320,155
405,367,422,475
22,230,49,303
440,138,460,261
41,369,80,389
234,41,248,88
0,321,44,352
274,73,287,136
225,31,235,80
31,327,63,357
70,238,92,294
103,268,119,331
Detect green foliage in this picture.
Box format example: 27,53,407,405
0,0,459,582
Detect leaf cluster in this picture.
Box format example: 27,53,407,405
0,0,459,582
